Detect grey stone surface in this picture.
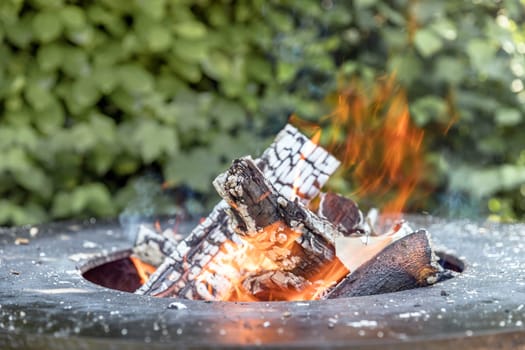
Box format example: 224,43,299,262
0,215,524,349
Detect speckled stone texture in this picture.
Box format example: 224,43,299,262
0,215,524,349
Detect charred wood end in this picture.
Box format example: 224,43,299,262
318,192,364,236
326,229,443,299
213,156,281,234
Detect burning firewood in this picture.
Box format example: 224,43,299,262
133,124,444,302
132,225,179,267
200,157,347,300
136,125,340,298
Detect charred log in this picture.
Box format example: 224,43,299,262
326,229,443,299
137,125,340,298
242,271,310,301
214,157,342,274
318,192,364,236
132,225,179,267
171,157,349,301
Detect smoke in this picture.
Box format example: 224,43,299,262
118,176,166,243
434,191,483,219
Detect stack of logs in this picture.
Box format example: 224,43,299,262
132,125,443,301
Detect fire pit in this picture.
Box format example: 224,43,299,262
1,215,524,349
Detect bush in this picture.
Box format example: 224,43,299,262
0,0,523,225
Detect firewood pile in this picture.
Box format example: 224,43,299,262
130,125,444,301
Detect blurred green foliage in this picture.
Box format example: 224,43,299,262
0,0,524,225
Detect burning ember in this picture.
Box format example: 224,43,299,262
126,117,444,302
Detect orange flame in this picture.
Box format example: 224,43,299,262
191,76,425,302
130,256,156,285
154,220,162,232
322,75,425,214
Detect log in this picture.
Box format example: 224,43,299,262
214,157,341,265
181,157,347,301
132,225,179,267
137,124,340,298
242,271,310,301
326,229,443,298
318,192,364,236
136,201,231,297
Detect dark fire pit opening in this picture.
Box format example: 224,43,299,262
81,249,465,295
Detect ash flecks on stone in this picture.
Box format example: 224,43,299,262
346,320,379,328
82,241,99,249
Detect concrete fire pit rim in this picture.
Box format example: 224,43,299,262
1,215,524,349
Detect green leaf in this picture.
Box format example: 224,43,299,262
147,25,172,52
210,98,245,130
134,120,179,163
70,123,98,153
32,11,63,42
246,55,272,82
355,0,377,8
87,5,127,36
169,57,202,83
0,107,32,129
163,148,221,192
467,39,497,70
61,48,89,77
276,61,297,83
113,155,140,176
34,100,65,134
172,39,209,62
88,144,116,175
170,91,213,133
449,165,525,198
93,40,127,66
24,82,55,111
413,1,445,23
201,51,231,80
411,96,448,126
80,183,115,217
495,108,522,126
388,53,422,85
37,44,64,72
435,56,465,84
28,0,64,9
414,29,443,57
89,113,118,144
135,0,166,20
60,5,86,30
0,201,42,226
118,64,154,93
52,184,115,218
92,65,119,94
71,78,100,109
51,191,71,218
4,14,33,48
14,166,52,199
173,21,207,39
431,18,457,41
0,148,31,173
